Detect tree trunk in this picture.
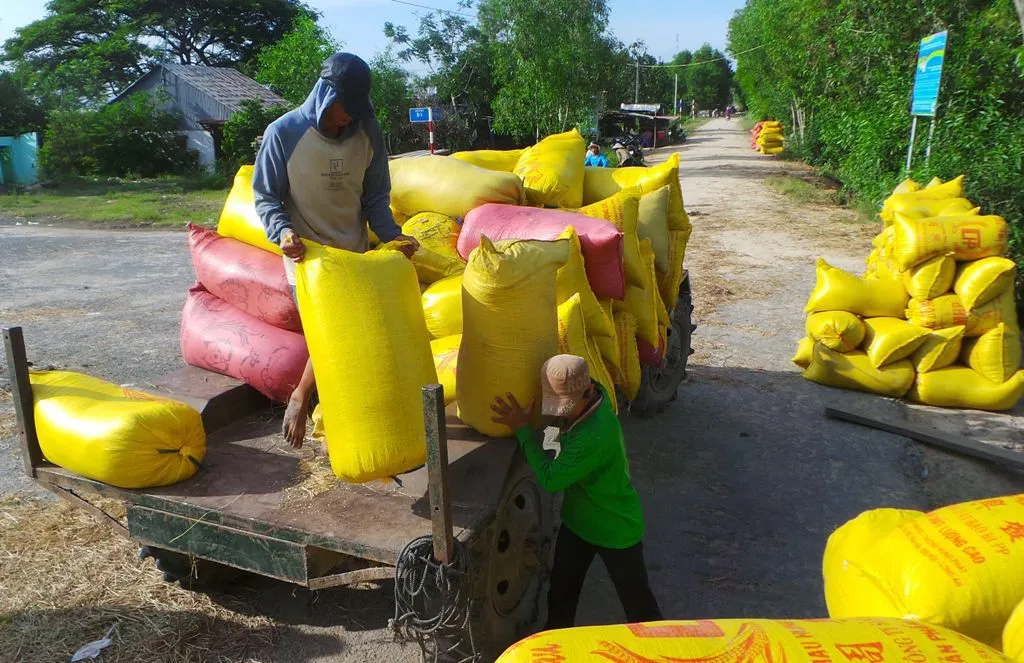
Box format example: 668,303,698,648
1014,0,1024,41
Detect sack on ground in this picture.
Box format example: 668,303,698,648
961,323,1021,383
637,185,672,274
430,334,461,406
805,258,908,317
389,155,524,219
577,191,645,286
187,224,300,331
557,293,617,412
582,153,688,232
910,366,1024,411
902,254,955,301
892,178,922,195
458,236,568,437
886,196,979,222
556,227,615,339
805,311,865,352
863,317,930,367
296,241,436,481
910,326,965,373
791,337,815,369
822,494,1024,646
892,212,1008,270
450,148,524,172
881,175,966,223
613,311,642,399
906,294,970,330
421,274,463,339
967,289,1019,337
30,370,205,489
956,257,1016,311
514,129,585,208
180,283,308,403
459,203,625,299
402,212,465,284
217,165,282,255
497,617,1014,663
802,344,914,398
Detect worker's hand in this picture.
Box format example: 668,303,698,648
393,234,420,259
491,393,535,432
280,229,305,261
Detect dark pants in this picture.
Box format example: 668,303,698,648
545,524,662,629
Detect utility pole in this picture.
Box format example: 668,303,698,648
634,59,640,103
673,73,678,116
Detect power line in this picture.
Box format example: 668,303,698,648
389,0,476,17
637,44,766,68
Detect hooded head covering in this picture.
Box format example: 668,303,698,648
299,53,374,137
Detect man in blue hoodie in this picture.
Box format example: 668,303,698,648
253,52,419,448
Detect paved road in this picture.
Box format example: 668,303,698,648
1,119,1022,661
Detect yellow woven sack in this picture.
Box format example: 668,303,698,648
962,323,1021,383
576,191,645,286
641,240,670,328
217,165,281,255
430,334,461,405
910,326,965,373
864,249,879,278
925,175,944,188
871,226,894,248
402,212,465,284
886,196,979,222
556,228,615,339
805,311,865,352
557,294,617,413
802,345,914,397
638,185,671,274
903,254,955,300
658,228,690,312
910,367,1024,411
825,494,1024,646
582,153,688,232
881,175,966,222
892,178,922,195
390,155,524,219
956,257,1016,310
906,294,971,330
1005,598,1024,663
761,145,785,155
791,337,815,369
968,289,1019,337
458,236,568,437
296,241,436,481
594,299,620,374
449,148,524,172
804,258,908,317
496,617,1013,663
614,281,659,349
421,274,463,339
30,370,204,489
823,508,924,618
613,311,642,400
863,317,930,367
892,212,1008,270
514,129,585,208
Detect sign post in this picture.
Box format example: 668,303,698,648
409,107,444,154
906,30,948,172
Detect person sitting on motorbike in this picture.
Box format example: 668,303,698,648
584,143,609,167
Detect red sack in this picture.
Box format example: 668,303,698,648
180,283,308,403
637,332,665,368
187,224,301,332
458,203,625,299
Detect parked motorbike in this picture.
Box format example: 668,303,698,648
612,135,646,167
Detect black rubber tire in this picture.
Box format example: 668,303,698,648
139,545,244,591
469,456,555,660
630,276,694,418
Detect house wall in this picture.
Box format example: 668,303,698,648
182,130,216,171
0,133,39,186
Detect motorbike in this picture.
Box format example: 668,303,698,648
611,135,646,167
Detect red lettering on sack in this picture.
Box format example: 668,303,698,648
836,642,885,662
1001,521,1024,543
977,498,1006,510
529,644,565,663
627,620,725,639
960,227,982,249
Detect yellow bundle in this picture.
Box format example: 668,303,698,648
956,257,1016,310
30,370,205,489
881,174,966,223
614,281,660,348
514,129,586,208
891,177,922,195
967,289,1019,337
421,274,463,339
557,294,617,412
613,312,642,399
637,185,672,274
906,293,970,330
449,148,525,172
910,366,1024,411
804,258,908,317
582,153,688,232
577,191,645,286
296,241,436,481
902,254,955,300
216,165,281,254
805,311,865,352
556,228,615,339
402,212,465,283
910,326,965,373
791,337,815,369
658,228,690,312
862,317,930,367
961,323,1021,383
429,334,461,406
458,236,568,437
1006,598,1024,663
390,155,524,219
885,196,978,223
802,344,915,398
892,212,1008,270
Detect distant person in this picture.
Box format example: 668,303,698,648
253,52,420,448
490,355,663,629
584,143,609,167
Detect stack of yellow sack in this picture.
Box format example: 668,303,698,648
796,175,1022,411
754,120,784,155
823,494,1024,654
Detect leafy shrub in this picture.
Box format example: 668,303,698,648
220,99,291,177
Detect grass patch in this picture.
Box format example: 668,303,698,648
0,174,228,227
764,173,842,206
682,117,712,133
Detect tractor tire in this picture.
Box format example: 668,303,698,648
630,274,694,418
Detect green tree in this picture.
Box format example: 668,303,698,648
0,72,47,136
369,52,411,151
220,99,290,176
685,43,733,111
254,12,339,105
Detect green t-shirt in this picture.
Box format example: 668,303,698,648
515,386,644,549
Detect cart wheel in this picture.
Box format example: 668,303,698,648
139,545,243,591
470,457,555,658
630,275,694,418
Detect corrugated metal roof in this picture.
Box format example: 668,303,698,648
113,64,289,112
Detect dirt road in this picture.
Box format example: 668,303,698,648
1,118,1022,661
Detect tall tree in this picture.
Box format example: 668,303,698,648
0,72,47,136
685,43,733,111
369,52,411,151
254,12,339,105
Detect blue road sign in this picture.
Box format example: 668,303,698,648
409,107,445,123
911,31,947,117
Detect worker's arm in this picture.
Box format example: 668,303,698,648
514,425,610,493
361,117,402,243
253,126,293,245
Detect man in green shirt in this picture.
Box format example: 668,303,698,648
491,354,662,629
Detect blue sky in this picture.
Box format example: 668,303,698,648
1,0,746,70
